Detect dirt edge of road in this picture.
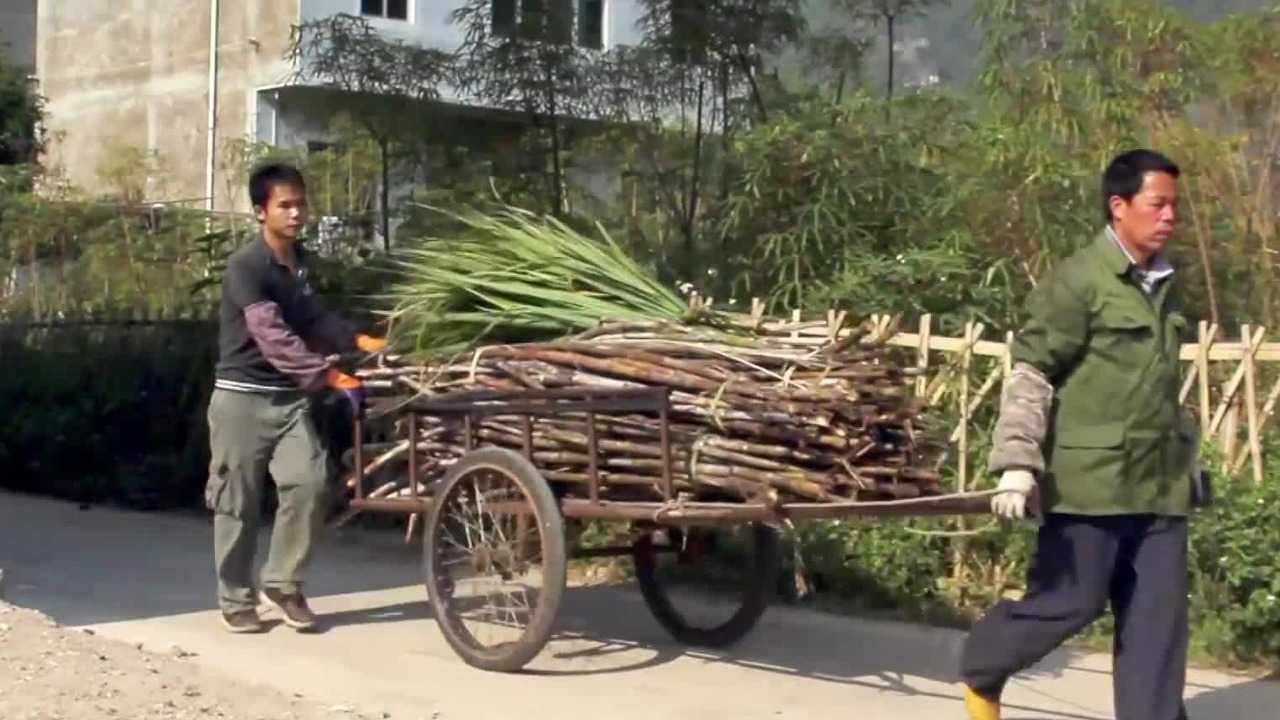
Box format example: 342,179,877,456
0,598,392,720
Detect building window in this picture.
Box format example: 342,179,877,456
577,0,603,49
491,0,604,48
522,0,569,44
669,0,709,65
492,0,517,35
361,0,409,21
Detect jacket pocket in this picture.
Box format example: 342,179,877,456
1049,421,1127,485
1093,305,1152,334
1056,422,1126,448
1121,424,1191,501
1084,305,1162,401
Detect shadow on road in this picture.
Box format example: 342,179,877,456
315,586,1116,720
318,585,1279,719
4,488,1275,720
1183,673,1280,720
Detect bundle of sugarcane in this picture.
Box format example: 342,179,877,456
357,205,946,505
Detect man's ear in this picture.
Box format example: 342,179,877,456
1108,195,1127,222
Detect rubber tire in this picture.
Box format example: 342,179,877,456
423,446,567,673
632,522,779,648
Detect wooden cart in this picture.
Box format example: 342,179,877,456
338,363,996,674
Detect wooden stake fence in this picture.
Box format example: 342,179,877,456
692,299,1280,487
870,313,1280,485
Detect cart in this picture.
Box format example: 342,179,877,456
337,359,997,674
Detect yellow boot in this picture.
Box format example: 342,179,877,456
962,684,1000,720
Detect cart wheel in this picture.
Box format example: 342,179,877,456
632,522,778,648
422,446,566,673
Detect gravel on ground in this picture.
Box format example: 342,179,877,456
0,599,388,720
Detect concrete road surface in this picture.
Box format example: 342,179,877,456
1,489,1275,719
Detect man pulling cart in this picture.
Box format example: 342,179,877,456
959,149,1208,720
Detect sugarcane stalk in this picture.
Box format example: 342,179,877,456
474,423,834,483
350,328,945,506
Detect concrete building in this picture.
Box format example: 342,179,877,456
34,0,645,213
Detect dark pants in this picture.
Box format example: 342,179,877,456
960,513,1189,720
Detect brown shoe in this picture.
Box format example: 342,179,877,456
259,588,318,631
220,608,265,634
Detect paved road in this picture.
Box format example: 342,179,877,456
1,489,1275,719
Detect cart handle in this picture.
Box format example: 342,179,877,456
324,349,404,373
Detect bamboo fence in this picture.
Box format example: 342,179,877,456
684,296,1280,492
862,312,1280,487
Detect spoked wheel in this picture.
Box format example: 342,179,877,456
632,522,779,648
422,447,567,673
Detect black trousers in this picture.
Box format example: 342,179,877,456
960,513,1189,720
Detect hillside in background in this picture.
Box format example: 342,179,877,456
827,0,1280,93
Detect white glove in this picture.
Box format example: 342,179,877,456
991,469,1038,521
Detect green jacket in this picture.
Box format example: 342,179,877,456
1005,231,1196,517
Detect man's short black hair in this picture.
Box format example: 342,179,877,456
248,162,307,209
1101,149,1180,221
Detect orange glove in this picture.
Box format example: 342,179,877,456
326,368,366,417
355,334,387,353
326,368,362,390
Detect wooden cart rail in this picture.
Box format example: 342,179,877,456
337,360,1000,674
346,383,996,523
347,384,682,517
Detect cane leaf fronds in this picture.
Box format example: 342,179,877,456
380,204,721,358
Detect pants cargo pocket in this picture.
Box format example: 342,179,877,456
204,466,247,518
204,469,225,513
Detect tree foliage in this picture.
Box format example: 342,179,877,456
0,54,42,169
274,2,1279,335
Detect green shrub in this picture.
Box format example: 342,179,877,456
0,319,217,510
1187,458,1280,668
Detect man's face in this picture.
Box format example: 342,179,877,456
1110,170,1178,258
254,181,308,241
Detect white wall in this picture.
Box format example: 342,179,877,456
254,88,334,148
298,0,647,53
290,0,652,119
281,1,653,215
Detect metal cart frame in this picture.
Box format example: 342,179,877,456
341,382,993,673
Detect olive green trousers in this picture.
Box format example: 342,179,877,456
205,388,330,612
